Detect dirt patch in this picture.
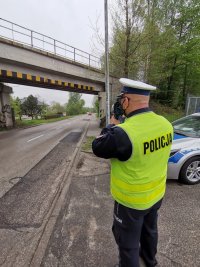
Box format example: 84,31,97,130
75,152,110,177
76,157,84,169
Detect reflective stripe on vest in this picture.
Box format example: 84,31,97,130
110,111,173,210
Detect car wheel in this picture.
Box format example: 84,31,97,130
179,156,200,185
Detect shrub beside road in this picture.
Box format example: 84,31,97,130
15,116,72,127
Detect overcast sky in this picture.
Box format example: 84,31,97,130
0,0,107,106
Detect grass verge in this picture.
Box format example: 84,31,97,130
0,127,7,132
81,136,95,153
150,101,184,122
15,116,72,127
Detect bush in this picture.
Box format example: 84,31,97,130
43,114,63,120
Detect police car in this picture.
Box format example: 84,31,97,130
168,113,200,185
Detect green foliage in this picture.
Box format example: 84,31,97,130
109,0,145,78
65,92,86,115
108,0,200,108
10,96,23,120
48,102,65,114
44,101,65,117
150,100,184,122
43,114,63,120
21,95,43,119
82,136,96,152
15,116,70,127
93,96,99,116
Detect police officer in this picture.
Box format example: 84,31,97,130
92,78,173,267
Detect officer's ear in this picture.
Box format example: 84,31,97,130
122,96,130,110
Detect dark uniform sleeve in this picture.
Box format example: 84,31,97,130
92,124,132,161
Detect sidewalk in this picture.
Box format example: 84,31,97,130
38,116,200,267
41,117,118,266
41,116,147,267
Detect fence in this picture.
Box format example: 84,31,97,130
186,96,200,115
0,18,101,69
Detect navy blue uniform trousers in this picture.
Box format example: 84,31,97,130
112,199,162,267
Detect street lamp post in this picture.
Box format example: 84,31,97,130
104,0,110,125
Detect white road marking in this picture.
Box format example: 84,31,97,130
27,134,44,143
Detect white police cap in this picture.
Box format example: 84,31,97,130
119,78,156,95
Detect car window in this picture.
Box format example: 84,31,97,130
172,115,200,138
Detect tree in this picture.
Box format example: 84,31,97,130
65,92,85,115
154,0,200,107
21,95,42,119
93,96,99,116
109,0,145,78
10,96,23,120
107,0,200,108
47,102,65,115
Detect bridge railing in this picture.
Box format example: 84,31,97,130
0,18,102,70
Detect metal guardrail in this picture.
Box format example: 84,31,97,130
0,18,101,70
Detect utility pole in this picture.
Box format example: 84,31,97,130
104,0,110,124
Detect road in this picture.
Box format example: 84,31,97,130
0,116,199,267
0,115,89,198
0,114,93,266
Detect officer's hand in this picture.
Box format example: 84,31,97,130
110,115,120,125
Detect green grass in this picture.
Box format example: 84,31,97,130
162,113,184,122
0,127,7,132
82,136,95,152
15,116,72,127
150,100,184,122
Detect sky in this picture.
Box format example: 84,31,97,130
0,0,107,107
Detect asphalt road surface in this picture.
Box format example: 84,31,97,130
0,117,199,267
0,114,92,266
0,115,89,198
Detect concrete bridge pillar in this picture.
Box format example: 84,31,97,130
0,83,13,128
98,92,106,122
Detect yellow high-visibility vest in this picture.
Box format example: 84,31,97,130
111,111,173,210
